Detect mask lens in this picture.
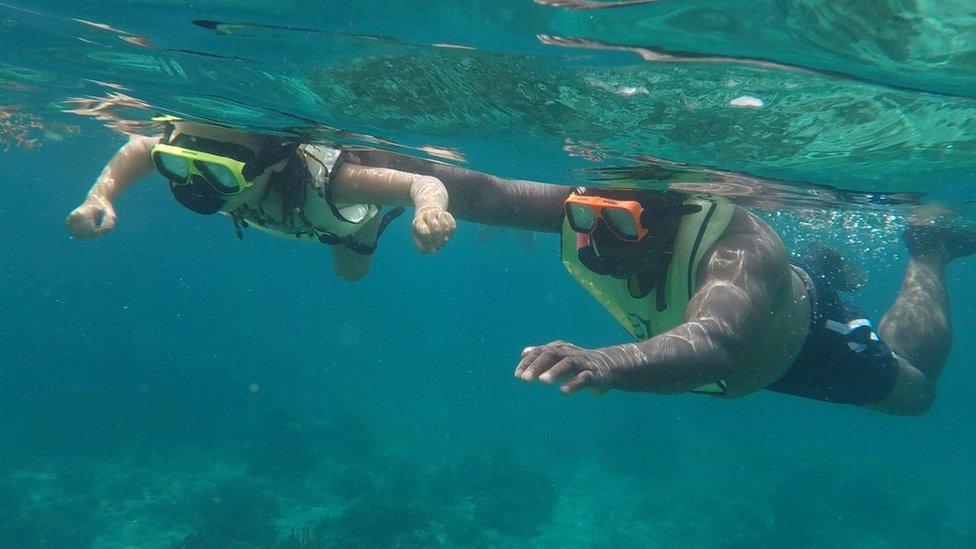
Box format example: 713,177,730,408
604,207,639,240
154,152,190,182
196,161,242,194
567,203,596,233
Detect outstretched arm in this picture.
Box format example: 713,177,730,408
516,213,791,394
331,162,456,254
66,135,160,238
340,150,570,233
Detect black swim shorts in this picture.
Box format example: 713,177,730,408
765,260,899,406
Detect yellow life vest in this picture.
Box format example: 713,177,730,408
229,145,379,242
560,197,735,394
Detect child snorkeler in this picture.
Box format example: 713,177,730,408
66,119,456,280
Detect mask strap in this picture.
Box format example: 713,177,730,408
242,142,299,180
641,201,702,227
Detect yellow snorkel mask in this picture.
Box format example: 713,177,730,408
149,118,298,214
151,142,254,195
151,132,298,194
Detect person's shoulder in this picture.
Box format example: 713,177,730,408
710,207,787,268
723,206,774,237
129,134,162,149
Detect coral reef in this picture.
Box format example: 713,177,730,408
431,446,560,538
0,105,78,151
275,528,326,549
17,498,104,549
316,496,437,548
244,409,326,480
0,106,42,151
763,465,956,548
0,478,28,548
176,478,280,548
243,410,381,481
0,475,103,549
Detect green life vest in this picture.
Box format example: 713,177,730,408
560,198,735,394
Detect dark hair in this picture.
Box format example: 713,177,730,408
229,142,321,238
586,188,692,226
263,145,310,227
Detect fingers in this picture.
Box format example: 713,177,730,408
412,217,435,254
515,340,578,378
66,211,87,238
96,208,117,235
412,233,427,254
514,342,605,397
423,210,455,252
66,205,107,239
515,343,572,382
436,211,456,250
561,370,596,395
538,356,581,385
412,210,457,253
514,345,546,379
442,211,456,234
425,214,445,251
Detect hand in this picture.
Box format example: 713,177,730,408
66,196,117,238
412,205,456,254
515,340,612,395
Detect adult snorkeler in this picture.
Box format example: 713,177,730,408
66,119,456,280
345,150,974,415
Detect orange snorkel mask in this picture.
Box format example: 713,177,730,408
565,193,650,242
566,190,703,278
565,191,653,277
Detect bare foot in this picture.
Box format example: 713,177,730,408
904,224,976,263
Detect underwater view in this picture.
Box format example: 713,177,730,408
2,0,976,547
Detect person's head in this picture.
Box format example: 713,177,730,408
565,188,698,278
151,121,299,214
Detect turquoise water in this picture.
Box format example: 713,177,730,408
1,1,976,547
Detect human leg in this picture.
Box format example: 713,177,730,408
873,226,976,414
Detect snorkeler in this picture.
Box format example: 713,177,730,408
65,119,456,280
346,150,974,415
